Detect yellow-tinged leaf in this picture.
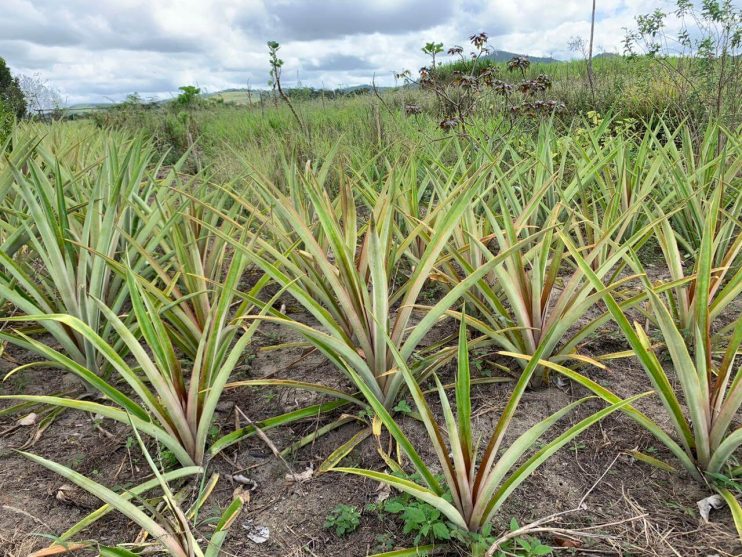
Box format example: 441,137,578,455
372,415,382,437
429,273,452,284
186,473,219,520
630,449,677,473
215,495,245,531
718,488,742,541
596,349,636,361
377,368,398,379
29,543,93,557
369,544,437,556
318,427,372,474
633,321,652,350
564,353,606,369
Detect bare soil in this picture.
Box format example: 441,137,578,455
1,312,740,557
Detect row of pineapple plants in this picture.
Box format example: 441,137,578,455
0,118,740,555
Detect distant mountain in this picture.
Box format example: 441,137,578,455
480,50,558,64
66,102,113,110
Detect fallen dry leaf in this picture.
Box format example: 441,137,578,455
17,412,37,426
28,542,92,557
553,535,582,548
243,520,270,543
375,481,391,503
232,474,257,490
697,493,724,522
285,463,313,482
232,485,251,504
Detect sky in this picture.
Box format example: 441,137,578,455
2,0,678,105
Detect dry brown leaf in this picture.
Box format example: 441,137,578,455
553,535,582,548
28,542,92,557
232,485,251,504
285,463,313,482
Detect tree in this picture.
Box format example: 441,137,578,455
570,2,598,103
0,58,16,94
587,0,596,102
267,41,305,133
422,42,444,68
17,73,62,114
175,85,202,107
624,0,742,123
0,98,13,143
0,57,26,118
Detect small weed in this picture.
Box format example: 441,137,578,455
262,390,278,404
664,500,696,519
368,489,454,545
158,449,179,470
485,519,553,556
324,504,361,537
373,532,395,553
370,489,554,556
393,399,412,414
707,471,742,494
67,454,85,470
571,441,587,453
472,354,490,377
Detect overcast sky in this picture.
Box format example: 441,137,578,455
3,0,676,105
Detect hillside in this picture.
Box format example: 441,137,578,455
480,49,558,63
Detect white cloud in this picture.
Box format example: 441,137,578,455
0,0,675,104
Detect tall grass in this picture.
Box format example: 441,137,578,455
84,53,740,183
